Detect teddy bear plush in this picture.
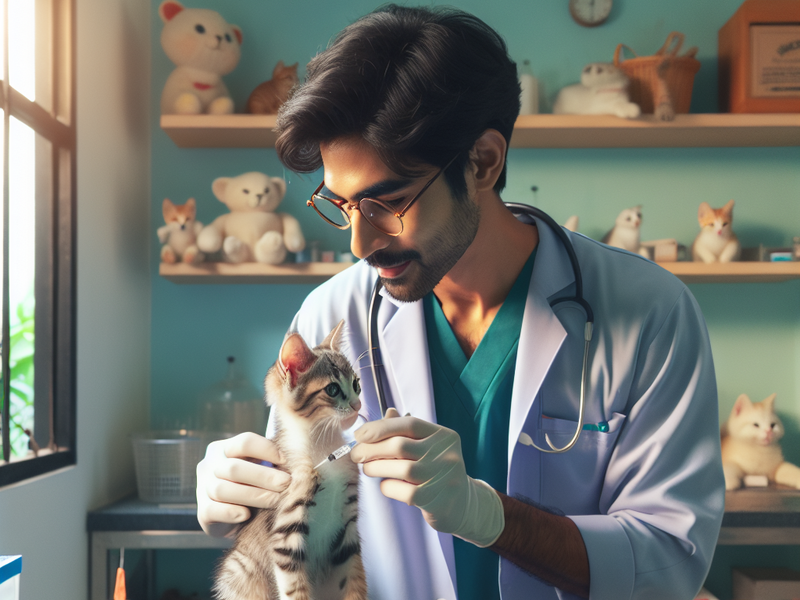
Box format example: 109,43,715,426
159,1,242,115
158,198,204,264
197,172,306,264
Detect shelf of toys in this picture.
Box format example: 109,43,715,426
161,113,800,149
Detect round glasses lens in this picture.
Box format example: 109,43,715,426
361,199,402,235
314,196,350,228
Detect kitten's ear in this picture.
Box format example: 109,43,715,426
762,393,777,412
279,333,317,389
732,393,752,416
159,0,184,23
162,198,176,219
320,320,346,352
722,199,735,216
186,197,196,217
697,202,713,220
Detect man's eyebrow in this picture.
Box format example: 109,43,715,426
323,178,415,202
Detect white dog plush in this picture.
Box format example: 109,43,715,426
159,1,242,115
197,172,306,264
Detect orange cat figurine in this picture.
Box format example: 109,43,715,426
158,198,204,264
691,200,740,263
246,61,299,114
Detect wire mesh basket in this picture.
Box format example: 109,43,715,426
132,430,227,504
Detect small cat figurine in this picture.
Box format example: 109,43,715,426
691,200,740,263
553,63,641,119
157,198,204,264
721,393,800,491
246,61,300,114
213,321,367,600
601,205,649,257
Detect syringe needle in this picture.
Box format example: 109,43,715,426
315,440,358,469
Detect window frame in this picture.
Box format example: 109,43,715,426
0,0,76,487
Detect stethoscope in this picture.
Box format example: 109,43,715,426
367,203,595,454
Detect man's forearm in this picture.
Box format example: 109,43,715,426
490,492,590,599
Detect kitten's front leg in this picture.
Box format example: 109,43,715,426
722,461,744,490
271,465,318,600
774,461,800,489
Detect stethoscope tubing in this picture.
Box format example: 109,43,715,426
368,204,594,453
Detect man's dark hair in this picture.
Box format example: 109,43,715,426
275,4,521,197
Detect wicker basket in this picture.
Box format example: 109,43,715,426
132,430,227,503
613,32,701,114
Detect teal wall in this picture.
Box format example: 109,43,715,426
150,1,800,598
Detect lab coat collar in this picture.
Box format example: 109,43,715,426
507,218,573,472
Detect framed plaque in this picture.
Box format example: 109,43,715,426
719,0,800,113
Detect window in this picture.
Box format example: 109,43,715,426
0,0,76,487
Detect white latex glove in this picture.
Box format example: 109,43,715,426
351,408,505,547
196,432,291,537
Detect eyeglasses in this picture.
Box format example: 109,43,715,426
307,157,456,237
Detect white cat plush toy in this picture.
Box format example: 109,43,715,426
602,205,649,257
553,63,641,119
159,1,242,115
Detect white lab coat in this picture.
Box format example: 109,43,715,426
283,216,725,600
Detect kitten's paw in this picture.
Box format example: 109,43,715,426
654,102,676,121
616,102,641,119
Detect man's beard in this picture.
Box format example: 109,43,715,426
365,199,480,303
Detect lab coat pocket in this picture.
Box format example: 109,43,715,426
537,412,626,514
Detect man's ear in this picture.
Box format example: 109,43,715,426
468,129,507,192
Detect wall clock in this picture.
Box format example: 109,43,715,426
569,0,613,27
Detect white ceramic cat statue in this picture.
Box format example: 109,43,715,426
721,393,800,491
601,205,649,257
553,63,641,118
691,200,740,263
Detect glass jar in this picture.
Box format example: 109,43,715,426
200,356,268,435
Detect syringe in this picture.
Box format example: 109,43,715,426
315,440,358,469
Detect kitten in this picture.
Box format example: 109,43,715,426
157,198,203,264
601,205,648,257
553,63,641,119
691,200,740,263
721,393,800,491
213,321,367,600
246,61,299,114
653,58,676,122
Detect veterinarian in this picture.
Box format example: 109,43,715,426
196,5,725,599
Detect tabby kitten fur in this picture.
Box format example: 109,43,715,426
246,61,299,114
213,321,367,600
692,200,740,263
721,393,800,491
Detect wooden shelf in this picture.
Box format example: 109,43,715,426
659,261,800,283
719,487,800,545
160,260,800,284
161,113,800,149
159,261,352,284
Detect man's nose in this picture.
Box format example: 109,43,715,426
350,210,390,260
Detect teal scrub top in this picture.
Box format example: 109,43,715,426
423,249,536,600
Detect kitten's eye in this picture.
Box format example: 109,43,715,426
225,33,232,42
243,189,250,194
325,383,341,397
195,24,206,34
353,378,361,395
753,423,760,428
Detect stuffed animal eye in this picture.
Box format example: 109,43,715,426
195,24,206,34
243,188,250,194
264,187,270,194
325,383,341,397
353,378,361,395
225,33,232,42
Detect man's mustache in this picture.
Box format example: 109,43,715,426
365,249,422,269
